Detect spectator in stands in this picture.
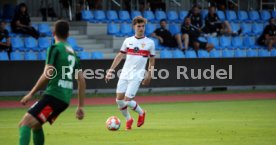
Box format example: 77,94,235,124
181,17,214,52
11,3,39,39
151,19,184,50
187,4,203,30
257,17,276,51
0,21,11,58
203,6,236,36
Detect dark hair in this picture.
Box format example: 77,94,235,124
269,17,275,23
18,3,28,13
132,16,147,26
54,20,69,39
159,19,166,24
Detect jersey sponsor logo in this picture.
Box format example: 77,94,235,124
141,43,146,48
134,47,140,52
58,79,73,89
126,48,150,57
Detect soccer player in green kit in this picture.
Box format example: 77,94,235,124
18,20,86,145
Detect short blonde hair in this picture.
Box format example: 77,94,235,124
132,16,147,26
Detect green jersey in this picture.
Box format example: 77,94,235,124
45,42,81,104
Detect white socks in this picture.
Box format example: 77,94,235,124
116,99,131,120
126,100,143,115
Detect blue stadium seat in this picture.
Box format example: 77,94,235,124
240,23,252,35
222,50,234,58
185,50,197,58
24,52,37,60
145,23,156,36
0,52,9,61
38,24,52,36
252,23,264,35
107,23,120,35
131,10,142,19
150,37,161,50
234,50,246,57
238,10,250,22
94,10,107,23
38,37,51,51
160,50,173,58
209,50,221,58
11,37,25,51
260,10,271,21
248,10,261,22
155,10,167,21
81,10,93,21
25,37,38,51
78,51,91,60
272,11,276,18
179,10,188,21
5,25,16,37
246,49,258,57
119,23,133,36
2,4,15,22
67,37,84,51
32,24,38,31
271,49,276,56
172,50,185,58
219,36,231,49
231,36,245,49
207,37,220,49
230,22,240,34
169,24,180,35
91,51,104,59
167,11,179,22
37,51,46,60
243,36,257,49
106,10,120,22
10,52,24,60
217,10,226,21
143,11,155,22
198,50,209,58
201,9,208,19
119,10,131,22
258,49,270,57
226,10,238,22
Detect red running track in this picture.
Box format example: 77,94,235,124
0,92,276,109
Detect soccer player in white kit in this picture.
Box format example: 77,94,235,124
105,16,155,130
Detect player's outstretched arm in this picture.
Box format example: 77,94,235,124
142,57,155,86
76,70,86,120
20,65,53,105
105,52,125,83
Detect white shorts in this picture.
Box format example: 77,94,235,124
116,79,142,98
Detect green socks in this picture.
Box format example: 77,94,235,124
19,126,31,145
33,128,44,145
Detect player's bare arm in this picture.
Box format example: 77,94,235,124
20,64,54,105
76,70,86,120
105,52,126,83
142,57,155,86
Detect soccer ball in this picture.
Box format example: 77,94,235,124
106,116,121,131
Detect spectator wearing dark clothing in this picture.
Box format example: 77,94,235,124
11,3,39,39
181,17,214,52
187,5,203,29
203,6,233,36
151,19,184,50
0,21,11,58
257,18,276,51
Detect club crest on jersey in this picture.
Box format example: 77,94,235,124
134,47,140,52
141,43,146,48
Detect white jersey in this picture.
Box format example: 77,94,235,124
119,36,155,81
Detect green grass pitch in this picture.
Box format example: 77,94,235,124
1,99,276,145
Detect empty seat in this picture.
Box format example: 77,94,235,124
234,50,246,57
38,24,52,36
172,50,185,58
238,10,250,22
169,24,180,35
143,11,155,22
240,23,252,35
24,52,37,60
78,51,91,60
217,10,226,21
258,49,270,57
243,36,257,49
201,9,208,19
155,10,167,21
207,37,220,49
167,11,179,22
226,10,238,22
10,52,24,60
230,22,240,33
222,50,234,58
107,23,120,35
37,51,47,60
67,37,84,51
231,36,244,49
145,23,156,36
272,11,276,18
248,10,261,21
271,49,276,56
119,23,133,36
150,37,160,50
246,49,258,57
11,37,25,51
260,10,271,21
185,50,197,58
198,50,209,58
252,23,264,35
0,52,9,60
179,10,188,21
209,49,221,58
25,37,38,51
38,37,51,51
81,10,93,21
119,10,131,22
219,36,231,49
93,10,107,22
91,51,104,59
160,50,173,58
106,10,119,22
131,10,142,19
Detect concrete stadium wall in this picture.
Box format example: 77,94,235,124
0,58,276,92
